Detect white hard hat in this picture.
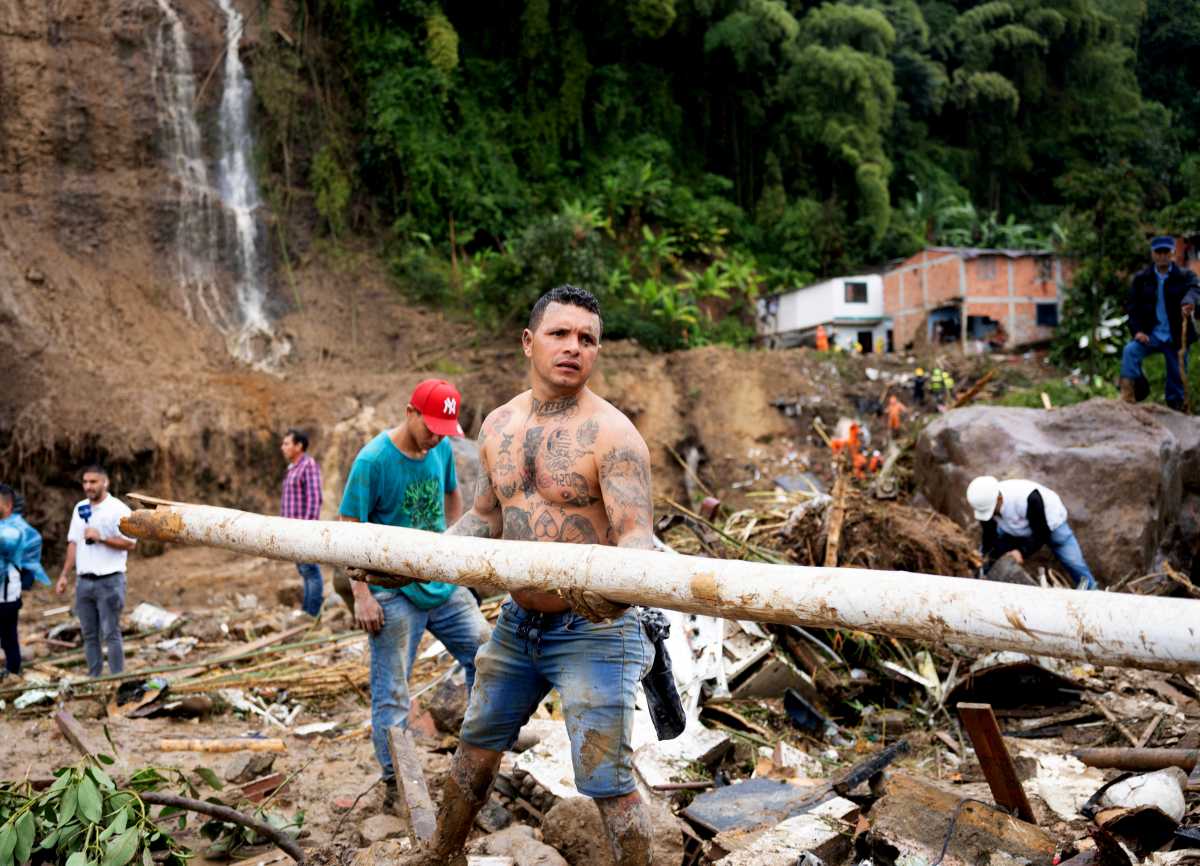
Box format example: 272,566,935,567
966,476,1000,521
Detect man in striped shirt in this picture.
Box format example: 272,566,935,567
280,428,324,616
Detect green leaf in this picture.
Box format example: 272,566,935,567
141,849,153,866
102,828,139,866
96,754,115,766
77,776,102,824
0,824,15,866
87,766,116,792
39,828,59,850
58,784,78,826
193,767,223,791
13,811,33,864
65,852,89,866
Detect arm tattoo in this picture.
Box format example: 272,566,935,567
599,445,654,549
447,512,497,538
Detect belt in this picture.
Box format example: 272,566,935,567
78,571,121,580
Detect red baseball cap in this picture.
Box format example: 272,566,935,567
410,379,464,437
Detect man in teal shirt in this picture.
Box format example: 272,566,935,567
338,379,491,794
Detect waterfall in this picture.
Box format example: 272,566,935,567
151,0,289,371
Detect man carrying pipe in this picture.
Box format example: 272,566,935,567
376,284,658,865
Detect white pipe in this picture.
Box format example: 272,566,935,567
121,504,1200,673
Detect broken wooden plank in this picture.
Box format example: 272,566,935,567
118,500,1200,673
54,709,105,766
957,702,1037,824
157,738,287,753
386,726,437,844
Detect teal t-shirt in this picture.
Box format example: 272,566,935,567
338,432,459,609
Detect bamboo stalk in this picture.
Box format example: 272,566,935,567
116,501,1200,673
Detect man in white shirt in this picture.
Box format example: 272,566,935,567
966,476,1097,590
55,465,136,676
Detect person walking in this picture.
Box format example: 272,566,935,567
0,485,50,677
911,368,927,404
280,428,324,617
1119,235,1200,411
375,285,659,866
966,476,1098,590
338,379,490,803
55,466,136,676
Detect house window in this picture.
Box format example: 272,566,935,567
1036,303,1059,327
844,281,868,303
1037,258,1054,282
977,257,997,279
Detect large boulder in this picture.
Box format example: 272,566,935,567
915,399,1200,583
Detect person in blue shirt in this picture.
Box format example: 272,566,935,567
337,379,491,799
0,484,50,676
1120,236,1200,411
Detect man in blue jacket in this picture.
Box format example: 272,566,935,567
1119,236,1200,410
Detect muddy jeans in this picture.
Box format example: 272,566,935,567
75,572,126,677
460,600,654,798
368,586,490,780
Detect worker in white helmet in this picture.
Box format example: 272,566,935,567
965,476,1098,590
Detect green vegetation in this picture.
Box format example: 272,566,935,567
253,0,1200,356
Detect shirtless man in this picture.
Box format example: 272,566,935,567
382,284,656,864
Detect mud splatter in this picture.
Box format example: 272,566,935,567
579,728,616,776
689,571,721,606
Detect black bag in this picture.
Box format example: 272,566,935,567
639,609,687,741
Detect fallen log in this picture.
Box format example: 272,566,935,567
120,500,1200,673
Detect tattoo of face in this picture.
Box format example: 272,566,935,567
502,506,534,540
531,395,579,419
497,479,518,499
576,418,599,448
521,426,544,496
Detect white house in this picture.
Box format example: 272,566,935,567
757,274,892,353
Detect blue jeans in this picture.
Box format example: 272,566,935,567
997,525,1097,590
368,586,490,779
460,600,653,798
1122,335,1189,405
296,563,323,616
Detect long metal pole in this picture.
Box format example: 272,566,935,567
120,503,1200,673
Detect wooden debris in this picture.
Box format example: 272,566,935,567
957,702,1037,824
157,737,287,753
386,727,437,844
951,368,997,408
1086,696,1142,747
1072,747,1197,773
863,773,1056,866
823,473,848,567
54,709,106,767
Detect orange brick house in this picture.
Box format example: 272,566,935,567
883,247,1071,350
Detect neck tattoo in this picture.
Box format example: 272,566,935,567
532,395,578,418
